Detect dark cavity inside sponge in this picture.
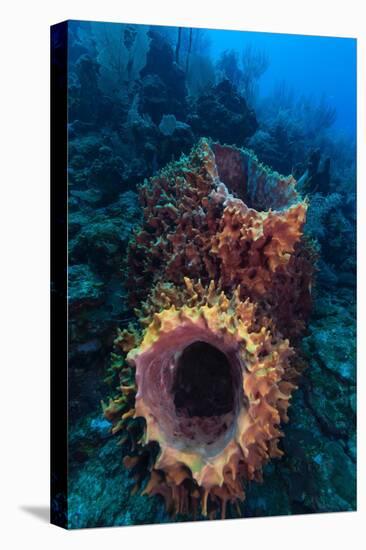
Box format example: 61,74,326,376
173,341,234,418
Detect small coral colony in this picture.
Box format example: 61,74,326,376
65,21,356,525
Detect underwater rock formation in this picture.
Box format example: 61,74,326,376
189,79,258,145
68,191,141,421
104,139,314,518
297,149,331,195
140,30,187,123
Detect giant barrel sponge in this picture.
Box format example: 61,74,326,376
103,138,314,519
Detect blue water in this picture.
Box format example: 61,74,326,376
206,29,356,135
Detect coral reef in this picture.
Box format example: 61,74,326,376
68,191,141,421
297,149,331,195
65,21,356,527
140,30,188,123
104,139,314,518
250,87,338,177
189,79,258,145
216,46,269,105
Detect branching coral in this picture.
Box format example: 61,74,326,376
104,138,314,519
